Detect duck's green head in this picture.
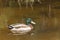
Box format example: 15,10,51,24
26,18,31,25
26,18,36,25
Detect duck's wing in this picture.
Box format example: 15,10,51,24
10,23,29,28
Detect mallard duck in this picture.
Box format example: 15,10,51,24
8,18,36,35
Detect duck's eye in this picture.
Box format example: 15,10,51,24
8,26,13,29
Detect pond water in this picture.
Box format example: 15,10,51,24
0,1,60,40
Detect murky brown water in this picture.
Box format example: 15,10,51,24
0,1,60,40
